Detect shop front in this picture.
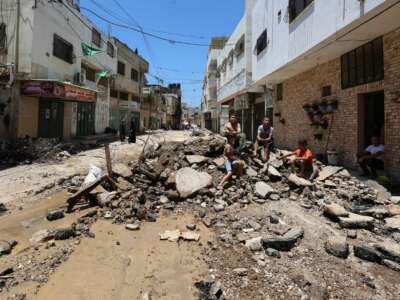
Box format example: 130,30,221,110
20,80,97,139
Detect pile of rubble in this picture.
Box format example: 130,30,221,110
0,137,100,166
1,129,400,299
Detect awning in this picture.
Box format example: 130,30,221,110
21,80,97,103
218,89,247,104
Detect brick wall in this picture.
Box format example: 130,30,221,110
273,29,400,182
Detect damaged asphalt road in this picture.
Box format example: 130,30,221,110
1,129,400,300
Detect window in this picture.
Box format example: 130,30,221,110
119,92,129,100
110,89,118,98
132,95,140,102
0,23,6,49
92,28,101,47
84,67,96,82
235,35,245,57
341,37,384,89
117,61,125,76
131,69,139,81
53,34,73,64
276,83,283,101
107,41,114,57
289,0,314,23
255,30,267,55
322,86,331,97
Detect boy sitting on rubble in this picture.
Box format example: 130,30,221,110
278,139,318,180
218,144,244,188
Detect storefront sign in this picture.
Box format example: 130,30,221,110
21,81,96,102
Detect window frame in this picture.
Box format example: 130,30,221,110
107,41,114,58
289,0,314,23
92,28,101,48
341,37,384,89
131,68,139,82
276,83,283,101
53,34,74,64
117,61,126,76
119,91,129,101
0,23,6,50
255,29,267,56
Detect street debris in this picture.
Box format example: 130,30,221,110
1,129,400,299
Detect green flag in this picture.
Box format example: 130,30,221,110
81,42,103,56
95,70,110,79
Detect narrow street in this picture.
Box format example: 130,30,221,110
1,129,400,300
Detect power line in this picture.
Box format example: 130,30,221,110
79,6,236,47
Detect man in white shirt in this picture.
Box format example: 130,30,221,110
358,136,384,178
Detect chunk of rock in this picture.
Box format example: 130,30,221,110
247,167,258,177
97,191,118,207
181,231,200,241
339,213,374,229
186,224,196,231
213,157,225,167
265,248,281,258
390,196,400,204
159,230,181,242
325,236,349,259
316,166,343,181
262,227,304,251
288,174,313,187
269,153,284,169
126,223,140,231
323,203,349,219
176,168,212,198
384,216,400,231
354,244,382,263
245,237,263,251
255,182,274,198
54,227,75,240
268,165,282,180
382,259,400,272
30,229,54,243
375,242,400,264
46,210,65,221
0,240,13,255
186,155,207,165
388,205,400,217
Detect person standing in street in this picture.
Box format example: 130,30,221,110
119,121,126,142
129,119,136,143
253,117,274,162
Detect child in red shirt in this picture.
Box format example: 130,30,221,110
279,139,318,179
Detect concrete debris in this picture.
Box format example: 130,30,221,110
287,174,313,187
385,216,400,231
46,210,65,221
262,227,304,251
126,223,141,231
159,230,200,242
30,229,54,243
323,203,349,219
325,236,349,259
254,182,274,198
316,166,343,181
339,213,375,229
0,240,17,255
176,167,212,198
267,165,282,180
186,155,207,165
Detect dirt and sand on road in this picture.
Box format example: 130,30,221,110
1,129,400,300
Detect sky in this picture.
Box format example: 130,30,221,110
79,0,245,107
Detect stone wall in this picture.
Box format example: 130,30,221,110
273,29,400,182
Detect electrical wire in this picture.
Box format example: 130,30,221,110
79,6,236,47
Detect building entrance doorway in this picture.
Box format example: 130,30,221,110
358,91,384,152
38,99,64,139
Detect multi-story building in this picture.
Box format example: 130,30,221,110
109,38,148,133
164,93,180,129
251,0,400,182
202,37,228,132
141,85,167,130
0,0,117,142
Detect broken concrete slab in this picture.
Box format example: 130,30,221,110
354,244,382,263
186,155,207,165
245,237,263,251
159,230,181,242
375,242,400,264
323,203,349,219
0,240,16,255
288,174,313,187
126,223,141,231
390,196,400,205
316,166,343,181
325,236,349,259
213,157,225,167
246,167,258,177
339,213,374,229
30,229,54,243
254,182,274,198
268,165,282,180
96,191,118,207
176,167,212,198
384,216,400,231
262,227,304,251
181,231,200,241
388,205,400,217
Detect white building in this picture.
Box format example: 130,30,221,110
250,0,400,181
0,0,117,141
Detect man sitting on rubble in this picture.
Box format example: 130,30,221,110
223,114,246,151
252,117,274,162
218,144,244,188
278,139,318,180
357,136,384,178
